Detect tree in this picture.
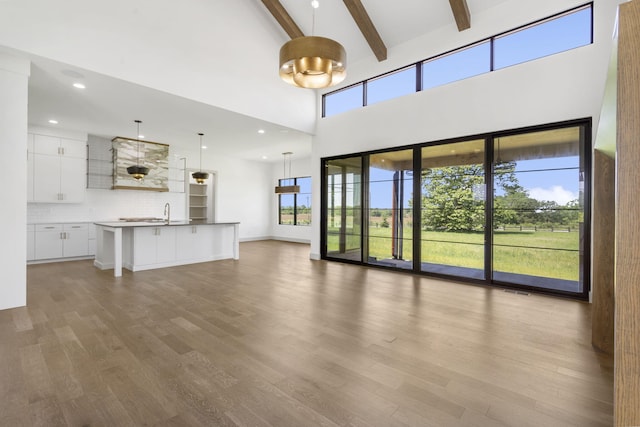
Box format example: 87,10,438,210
421,161,532,231
421,164,485,232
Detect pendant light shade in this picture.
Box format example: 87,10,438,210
127,120,149,181
192,133,209,184
279,0,346,89
280,36,346,89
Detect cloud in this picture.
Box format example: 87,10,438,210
528,185,577,205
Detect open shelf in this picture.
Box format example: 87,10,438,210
189,183,208,222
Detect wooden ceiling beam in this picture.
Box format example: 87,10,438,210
342,0,387,61
261,0,304,39
448,0,471,31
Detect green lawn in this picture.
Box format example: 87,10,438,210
328,227,579,281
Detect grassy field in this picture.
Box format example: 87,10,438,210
328,227,579,281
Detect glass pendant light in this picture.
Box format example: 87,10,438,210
126,120,150,180
192,133,209,184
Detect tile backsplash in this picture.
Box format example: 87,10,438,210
28,189,186,223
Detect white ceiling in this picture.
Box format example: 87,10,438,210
25,53,313,162
0,0,511,162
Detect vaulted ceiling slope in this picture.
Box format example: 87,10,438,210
0,0,317,133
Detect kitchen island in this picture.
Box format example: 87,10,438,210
94,220,239,277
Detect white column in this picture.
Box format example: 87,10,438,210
0,52,30,310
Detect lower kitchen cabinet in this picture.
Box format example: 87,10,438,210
175,225,215,261
131,226,177,267
32,223,90,260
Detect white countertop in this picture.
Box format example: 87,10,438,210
94,220,240,228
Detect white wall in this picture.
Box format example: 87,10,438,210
309,0,621,259
270,155,313,243
0,52,29,310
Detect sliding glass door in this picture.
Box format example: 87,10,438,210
325,157,363,262
420,139,486,279
492,126,585,293
367,150,414,270
321,121,589,298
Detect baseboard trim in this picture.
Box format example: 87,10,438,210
29,255,95,265
239,236,311,244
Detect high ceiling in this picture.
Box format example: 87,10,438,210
0,0,511,162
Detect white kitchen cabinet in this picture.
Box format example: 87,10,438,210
176,225,215,261
133,226,176,267
34,224,63,259
33,223,89,260
31,134,87,203
27,225,35,261
98,222,239,275
63,224,90,257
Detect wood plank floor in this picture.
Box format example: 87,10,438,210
1,240,612,426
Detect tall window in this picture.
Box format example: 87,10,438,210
278,177,311,226
421,139,486,279
492,127,585,293
368,150,414,270
325,157,362,262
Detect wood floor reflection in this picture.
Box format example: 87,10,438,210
1,240,612,426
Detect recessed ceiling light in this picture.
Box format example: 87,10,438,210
202,146,207,149
73,83,86,89
262,155,268,160
138,135,145,139
258,129,265,134
48,119,58,124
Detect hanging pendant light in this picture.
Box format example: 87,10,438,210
192,133,209,184
279,0,346,89
126,120,149,181
275,152,300,194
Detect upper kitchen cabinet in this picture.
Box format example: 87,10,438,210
31,133,87,203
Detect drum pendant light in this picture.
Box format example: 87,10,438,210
279,0,346,89
192,133,209,184
126,120,149,180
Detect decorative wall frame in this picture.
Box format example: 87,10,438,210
112,136,169,191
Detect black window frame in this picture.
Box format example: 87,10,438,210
278,176,311,226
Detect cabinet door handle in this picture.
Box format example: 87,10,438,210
45,226,55,229
61,147,65,155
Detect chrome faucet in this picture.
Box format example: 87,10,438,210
164,202,170,224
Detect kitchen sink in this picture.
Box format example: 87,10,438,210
119,217,165,222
